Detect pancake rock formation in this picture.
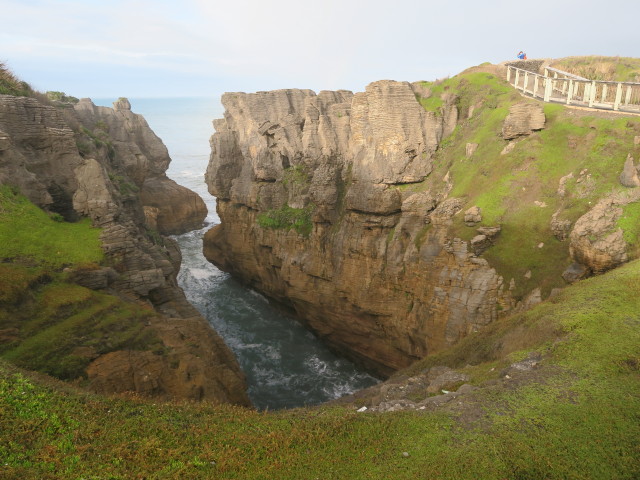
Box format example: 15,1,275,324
204,81,510,376
0,93,248,404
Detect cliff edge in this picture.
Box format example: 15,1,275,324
204,66,640,376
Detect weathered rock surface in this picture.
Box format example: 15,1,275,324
204,82,512,376
139,176,207,234
501,102,545,140
568,190,640,274
0,94,248,405
87,317,249,403
74,97,207,234
619,154,640,188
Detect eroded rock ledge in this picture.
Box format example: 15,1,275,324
0,94,248,405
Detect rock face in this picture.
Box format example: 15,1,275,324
568,190,640,275
139,176,207,235
502,102,545,139
0,94,248,405
73,98,207,234
204,82,511,376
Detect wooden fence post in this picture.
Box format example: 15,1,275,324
588,81,596,107
614,83,623,110
544,79,552,102
566,80,573,105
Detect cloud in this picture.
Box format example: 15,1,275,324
1,0,639,96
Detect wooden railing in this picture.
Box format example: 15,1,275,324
506,65,640,113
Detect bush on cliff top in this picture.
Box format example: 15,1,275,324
0,61,33,97
552,55,640,82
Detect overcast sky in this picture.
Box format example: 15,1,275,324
1,0,638,99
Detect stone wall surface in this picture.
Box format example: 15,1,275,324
0,94,248,405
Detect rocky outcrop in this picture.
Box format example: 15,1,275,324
502,102,545,139
204,82,512,376
139,176,207,235
0,94,248,405
86,317,249,403
73,97,207,234
619,154,640,188
568,189,640,274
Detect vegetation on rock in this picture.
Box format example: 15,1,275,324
257,204,314,237
0,186,103,268
0,186,164,382
406,70,640,299
0,62,33,97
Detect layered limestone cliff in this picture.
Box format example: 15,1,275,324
204,72,640,376
204,81,503,375
0,93,248,404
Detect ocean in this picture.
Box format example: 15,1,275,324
94,97,378,409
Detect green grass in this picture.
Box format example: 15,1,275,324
617,201,640,255
1,259,639,479
257,204,314,237
0,264,162,381
0,186,103,268
552,55,640,82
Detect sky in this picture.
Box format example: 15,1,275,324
1,0,638,99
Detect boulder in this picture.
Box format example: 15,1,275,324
464,205,482,226
465,143,479,157
569,197,628,273
470,234,491,255
619,154,640,188
502,102,545,140
139,176,207,235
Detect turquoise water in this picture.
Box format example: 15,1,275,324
94,97,378,409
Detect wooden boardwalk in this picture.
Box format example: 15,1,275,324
506,64,640,114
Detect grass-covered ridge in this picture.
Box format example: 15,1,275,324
551,55,640,82
0,61,33,97
404,68,640,299
0,186,103,268
1,258,639,479
0,186,164,384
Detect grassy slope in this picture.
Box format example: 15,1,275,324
0,186,163,382
1,61,639,479
1,257,639,479
551,56,640,82
410,70,640,299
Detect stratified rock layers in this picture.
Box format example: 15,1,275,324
204,82,506,376
0,94,248,405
